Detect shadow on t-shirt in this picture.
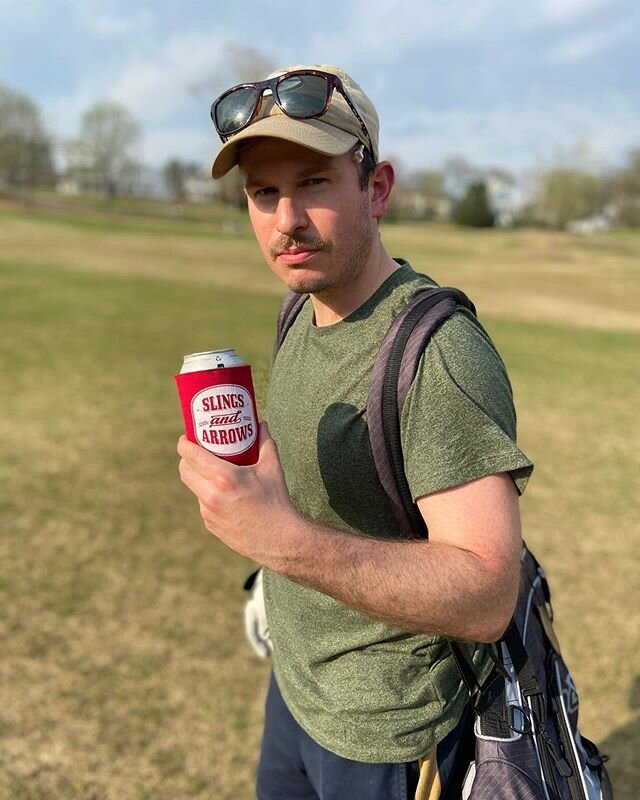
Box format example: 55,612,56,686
317,402,402,539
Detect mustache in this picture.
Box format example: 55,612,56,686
269,236,331,261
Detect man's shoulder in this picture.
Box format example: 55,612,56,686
430,307,500,366
376,264,489,363
363,260,441,323
389,260,440,295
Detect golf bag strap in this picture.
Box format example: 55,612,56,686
366,285,488,696
502,619,542,698
449,640,485,700
367,286,476,538
275,291,309,353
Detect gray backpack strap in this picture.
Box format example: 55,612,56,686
366,285,482,702
275,292,309,352
367,286,476,538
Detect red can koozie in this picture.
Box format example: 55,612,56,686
175,349,259,466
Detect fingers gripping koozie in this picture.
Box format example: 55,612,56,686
175,349,259,466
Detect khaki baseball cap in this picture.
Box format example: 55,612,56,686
211,64,379,179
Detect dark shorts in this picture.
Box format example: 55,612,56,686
256,672,470,800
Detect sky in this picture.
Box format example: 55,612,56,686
1,0,638,178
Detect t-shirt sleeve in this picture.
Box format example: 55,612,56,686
400,311,533,499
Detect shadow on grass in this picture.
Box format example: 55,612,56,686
597,675,640,800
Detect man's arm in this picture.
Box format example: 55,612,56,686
177,424,522,643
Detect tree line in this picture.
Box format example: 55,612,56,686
1,82,639,230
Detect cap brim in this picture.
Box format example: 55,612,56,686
211,115,359,179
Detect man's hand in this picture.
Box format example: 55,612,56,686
177,422,299,566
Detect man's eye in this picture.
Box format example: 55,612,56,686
254,187,277,198
304,177,327,186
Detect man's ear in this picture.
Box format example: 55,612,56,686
369,161,395,221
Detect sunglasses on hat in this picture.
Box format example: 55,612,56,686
211,69,374,157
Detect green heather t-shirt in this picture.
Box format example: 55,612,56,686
263,262,533,762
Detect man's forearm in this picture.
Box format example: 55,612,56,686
267,514,519,643
177,432,521,643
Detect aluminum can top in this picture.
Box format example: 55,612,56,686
180,348,245,374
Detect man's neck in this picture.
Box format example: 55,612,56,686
310,251,401,327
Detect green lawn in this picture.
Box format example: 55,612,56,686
0,200,638,799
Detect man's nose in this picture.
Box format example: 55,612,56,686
275,195,308,236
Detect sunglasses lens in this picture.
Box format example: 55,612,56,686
276,74,330,118
215,86,260,135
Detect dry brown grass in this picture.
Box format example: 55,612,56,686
383,224,640,331
0,215,281,298
2,214,638,329
0,204,638,798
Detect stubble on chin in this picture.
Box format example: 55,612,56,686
285,272,333,296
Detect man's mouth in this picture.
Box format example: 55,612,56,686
276,248,319,265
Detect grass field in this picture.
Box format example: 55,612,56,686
0,196,638,799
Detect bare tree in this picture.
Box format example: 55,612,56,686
227,45,277,84
0,84,54,188
442,155,478,200
189,44,276,99
387,165,450,222
163,158,202,201
190,45,276,209
533,168,606,228
611,148,640,226
66,102,141,196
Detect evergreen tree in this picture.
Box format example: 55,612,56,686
453,181,495,227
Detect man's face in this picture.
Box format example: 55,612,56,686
239,139,376,297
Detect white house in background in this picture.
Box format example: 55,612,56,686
55,165,169,198
56,173,81,195
485,170,525,227
136,166,170,199
184,168,218,203
567,204,616,234
394,187,452,221
54,162,230,203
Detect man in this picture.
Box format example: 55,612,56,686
177,65,533,800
